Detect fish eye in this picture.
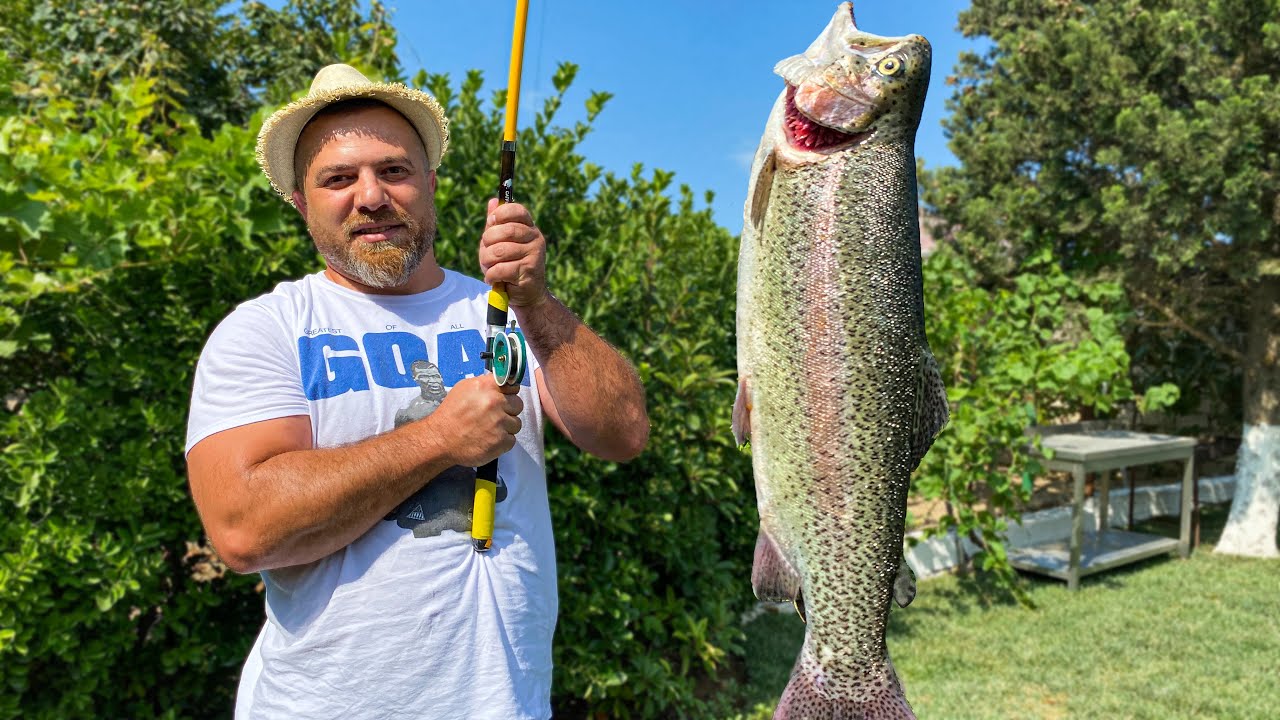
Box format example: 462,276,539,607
877,57,903,76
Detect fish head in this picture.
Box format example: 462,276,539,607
773,2,931,155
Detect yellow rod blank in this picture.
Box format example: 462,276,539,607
503,0,530,142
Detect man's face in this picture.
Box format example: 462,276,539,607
292,105,438,290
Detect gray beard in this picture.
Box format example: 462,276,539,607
319,219,435,289
327,235,431,288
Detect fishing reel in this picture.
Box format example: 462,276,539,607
486,329,528,387
473,327,527,554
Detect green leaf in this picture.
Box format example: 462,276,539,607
585,91,614,122
13,199,47,234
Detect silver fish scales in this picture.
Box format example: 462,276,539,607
732,4,948,719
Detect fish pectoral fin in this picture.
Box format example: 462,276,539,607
893,555,917,608
732,376,752,446
909,350,950,471
746,147,776,231
752,528,802,606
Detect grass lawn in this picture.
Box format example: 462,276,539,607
728,503,1280,719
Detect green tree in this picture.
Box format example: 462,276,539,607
0,0,400,134
923,0,1279,556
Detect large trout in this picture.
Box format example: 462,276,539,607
732,4,947,718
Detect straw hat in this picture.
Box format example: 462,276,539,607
255,63,450,202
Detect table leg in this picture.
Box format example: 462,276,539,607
1098,469,1112,533
1194,467,1201,549
1125,468,1134,530
1179,455,1195,558
1069,466,1086,591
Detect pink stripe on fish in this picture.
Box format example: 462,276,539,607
799,159,852,509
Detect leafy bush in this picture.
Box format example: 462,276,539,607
1,36,757,720
924,0,1280,436
0,0,401,133
0,3,407,716
911,245,1178,593
0,74,308,719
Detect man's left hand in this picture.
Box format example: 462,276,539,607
479,199,547,308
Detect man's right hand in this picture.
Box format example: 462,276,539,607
422,374,524,468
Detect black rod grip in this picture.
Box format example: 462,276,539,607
477,458,498,483
498,141,517,204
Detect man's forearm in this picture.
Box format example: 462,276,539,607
191,374,521,573
227,419,457,572
514,293,648,460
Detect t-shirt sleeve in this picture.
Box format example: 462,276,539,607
185,301,310,455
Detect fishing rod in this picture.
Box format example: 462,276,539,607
472,0,531,553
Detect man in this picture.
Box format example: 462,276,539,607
185,64,648,719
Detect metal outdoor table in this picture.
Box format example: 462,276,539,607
1009,429,1197,590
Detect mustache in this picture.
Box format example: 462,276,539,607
343,208,418,238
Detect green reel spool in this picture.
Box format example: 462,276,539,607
490,330,528,387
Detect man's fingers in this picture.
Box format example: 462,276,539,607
481,240,534,265
489,201,534,227
477,200,547,308
502,392,524,416
480,251,541,284
481,223,538,248
483,262,532,289
479,250,535,283
506,416,523,435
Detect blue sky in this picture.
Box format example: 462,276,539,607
389,1,985,234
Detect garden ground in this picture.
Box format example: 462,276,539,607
728,502,1280,719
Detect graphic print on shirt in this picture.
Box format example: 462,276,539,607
383,359,508,538
297,328,530,401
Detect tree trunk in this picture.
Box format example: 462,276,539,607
1216,267,1280,558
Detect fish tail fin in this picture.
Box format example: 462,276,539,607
774,655,915,720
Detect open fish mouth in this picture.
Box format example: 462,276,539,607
783,84,872,153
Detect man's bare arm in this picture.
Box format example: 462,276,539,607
478,200,649,461
517,295,649,461
187,375,522,573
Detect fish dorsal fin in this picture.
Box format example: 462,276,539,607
910,350,950,470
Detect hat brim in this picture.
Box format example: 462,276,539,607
255,83,450,204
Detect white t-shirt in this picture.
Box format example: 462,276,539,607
186,270,556,720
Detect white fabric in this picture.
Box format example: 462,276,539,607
187,270,555,719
